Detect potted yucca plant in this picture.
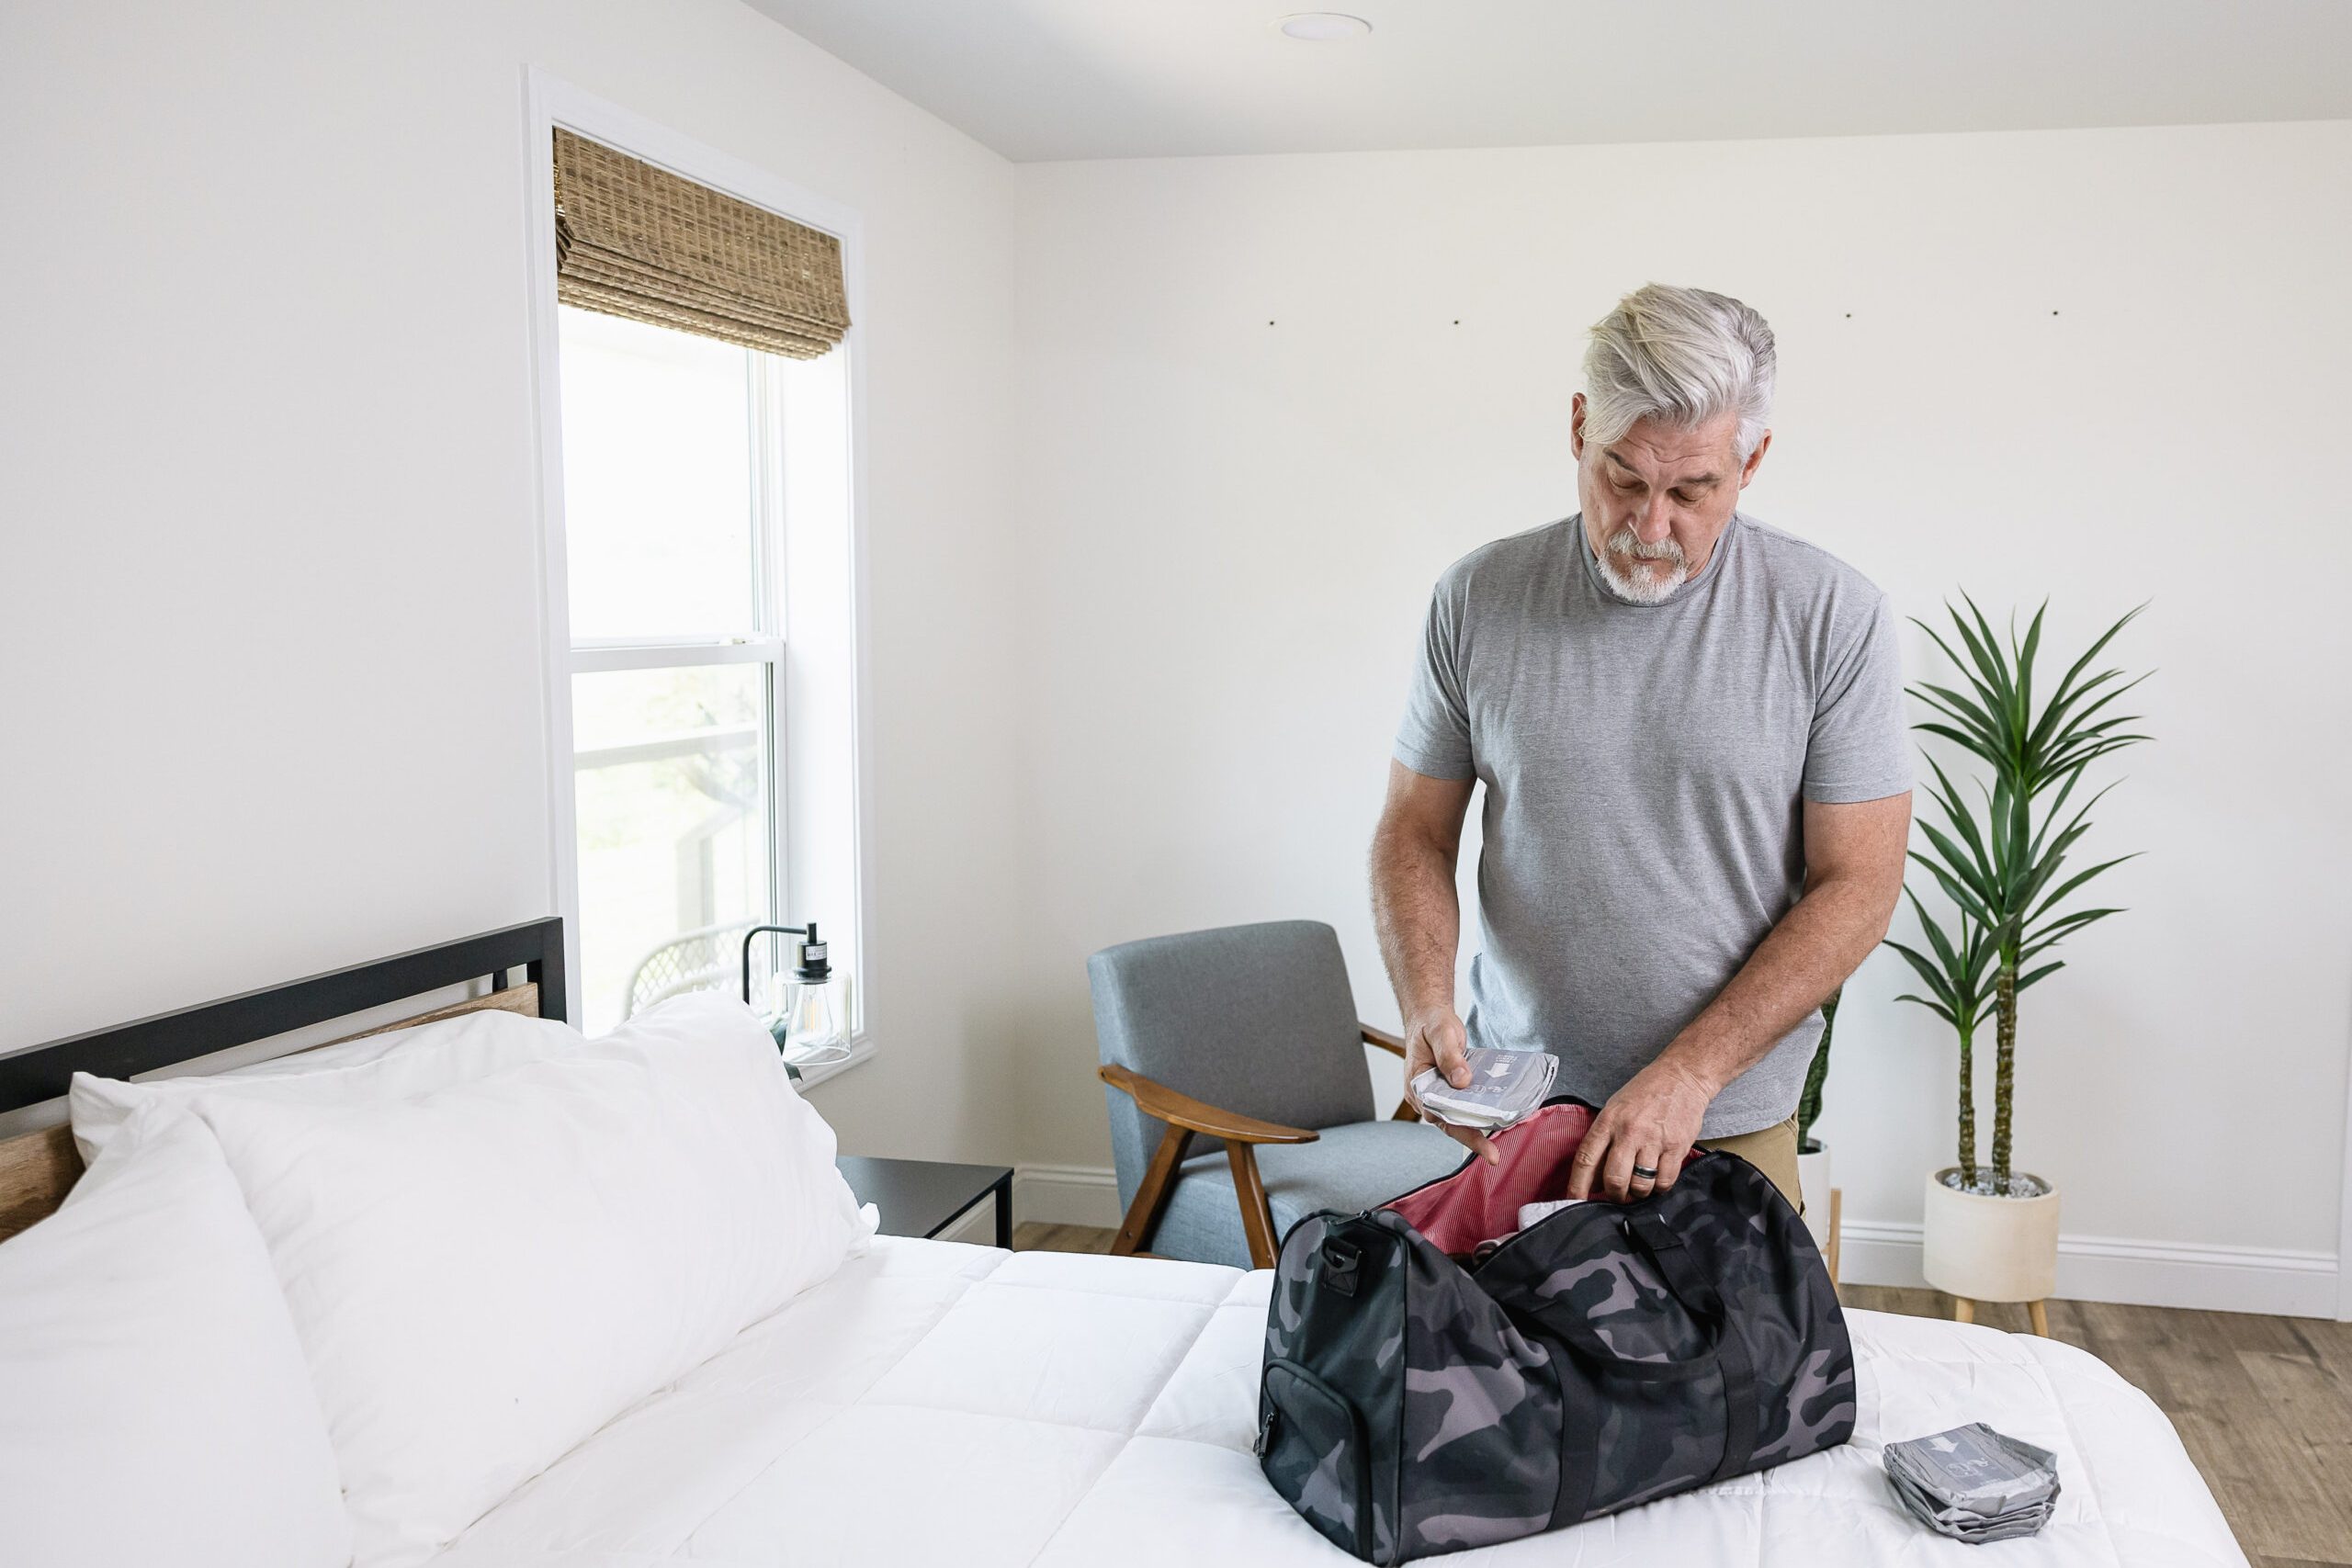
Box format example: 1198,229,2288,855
1887,598,2148,1325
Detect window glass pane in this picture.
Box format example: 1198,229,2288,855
573,664,771,1033
559,306,756,640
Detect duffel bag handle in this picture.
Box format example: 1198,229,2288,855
1516,1211,1762,1529
1619,1211,1758,1485
1504,1215,1724,1382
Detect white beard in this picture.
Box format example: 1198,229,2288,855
1592,526,1689,604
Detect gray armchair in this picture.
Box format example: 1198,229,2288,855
1088,920,1469,1269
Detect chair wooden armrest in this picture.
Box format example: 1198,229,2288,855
1362,1021,1421,1120
1097,1064,1317,1144
1097,1064,1318,1269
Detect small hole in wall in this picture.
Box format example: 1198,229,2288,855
1268,319,1276,325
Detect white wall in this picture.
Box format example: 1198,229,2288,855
8,1,2348,1313
0,0,1025,1164
1011,121,2352,1308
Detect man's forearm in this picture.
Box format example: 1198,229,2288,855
1371,824,1460,1021
1657,872,1892,1094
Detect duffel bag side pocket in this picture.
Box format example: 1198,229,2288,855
1260,1358,1374,1560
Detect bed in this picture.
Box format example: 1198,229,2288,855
0,924,2247,1568
429,1237,2246,1567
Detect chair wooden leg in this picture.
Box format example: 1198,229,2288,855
2027,1299,2051,1337
1952,1296,1974,1325
1110,1123,1193,1257
1391,1097,1419,1121
1227,1143,1280,1270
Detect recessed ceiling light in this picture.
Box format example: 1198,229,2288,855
1278,12,1373,41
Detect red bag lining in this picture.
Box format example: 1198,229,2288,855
1381,1101,1599,1256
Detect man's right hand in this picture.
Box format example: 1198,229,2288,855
1401,1009,1499,1166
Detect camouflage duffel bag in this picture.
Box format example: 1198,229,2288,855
1255,1099,1854,1563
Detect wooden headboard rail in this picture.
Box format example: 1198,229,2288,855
0,919,565,1239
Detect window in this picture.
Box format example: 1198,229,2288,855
559,306,776,1032
557,305,855,1036
534,107,862,1052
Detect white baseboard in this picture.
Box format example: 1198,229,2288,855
1006,1164,2342,1317
1014,1163,1123,1229
1840,1218,2338,1318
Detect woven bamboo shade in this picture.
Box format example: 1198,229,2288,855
553,129,849,360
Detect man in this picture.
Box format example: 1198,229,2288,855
1371,283,1911,1211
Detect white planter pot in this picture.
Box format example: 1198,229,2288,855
1795,1144,1834,1254
1921,1168,2061,1303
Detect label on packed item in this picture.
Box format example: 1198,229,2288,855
1410,1048,1558,1130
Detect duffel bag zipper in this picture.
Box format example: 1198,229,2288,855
1463,1194,1620,1275
1458,1154,1725,1276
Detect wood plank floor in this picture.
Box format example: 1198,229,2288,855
1013,1222,2352,1567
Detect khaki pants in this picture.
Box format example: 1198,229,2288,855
1699,1113,1803,1213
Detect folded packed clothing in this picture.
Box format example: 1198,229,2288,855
1409,1048,1558,1129
1884,1423,2063,1542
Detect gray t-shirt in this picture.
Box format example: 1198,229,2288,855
1395,512,1911,1136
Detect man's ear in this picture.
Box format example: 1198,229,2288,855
1738,428,1773,488
1569,392,1588,459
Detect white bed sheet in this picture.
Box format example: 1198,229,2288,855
430,1238,2246,1568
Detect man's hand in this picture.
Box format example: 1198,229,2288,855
1566,1056,1717,1201
1399,1009,1499,1166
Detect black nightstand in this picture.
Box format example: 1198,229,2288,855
836,1156,1014,1248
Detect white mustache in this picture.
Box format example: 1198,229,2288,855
1605,526,1686,566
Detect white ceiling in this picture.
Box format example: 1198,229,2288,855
745,0,2352,163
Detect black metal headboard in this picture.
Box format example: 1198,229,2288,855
0,918,566,1116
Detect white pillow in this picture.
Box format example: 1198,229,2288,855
70,1003,579,1165
0,1106,353,1568
187,989,870,1567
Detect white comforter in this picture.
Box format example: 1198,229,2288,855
431,1238,2246,1567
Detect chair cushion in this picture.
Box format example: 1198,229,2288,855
1148,1119,1468,1269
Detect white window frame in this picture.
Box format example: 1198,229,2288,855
562,328,789,1032
520,71,875,1083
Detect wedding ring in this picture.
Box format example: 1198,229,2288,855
1631,1164,1658,1180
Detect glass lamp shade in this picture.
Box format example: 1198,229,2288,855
772,975,849,1066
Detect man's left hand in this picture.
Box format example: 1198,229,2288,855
1566,1057,1717,1202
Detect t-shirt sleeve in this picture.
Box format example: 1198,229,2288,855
1803,592,1913,803
1393,577,1476,780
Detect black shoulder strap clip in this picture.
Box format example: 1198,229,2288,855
1318,1236,1363,1296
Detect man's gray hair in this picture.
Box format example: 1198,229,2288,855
1582,284,1777,461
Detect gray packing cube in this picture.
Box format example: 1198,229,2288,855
1885,1423,2060,1515
1256,1098,1855,1563
1883,1423,2061,1543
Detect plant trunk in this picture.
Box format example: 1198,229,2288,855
1956,1023,1977,1189
1992,959,2017,1193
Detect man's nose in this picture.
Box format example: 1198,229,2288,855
1634,493,1674,543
